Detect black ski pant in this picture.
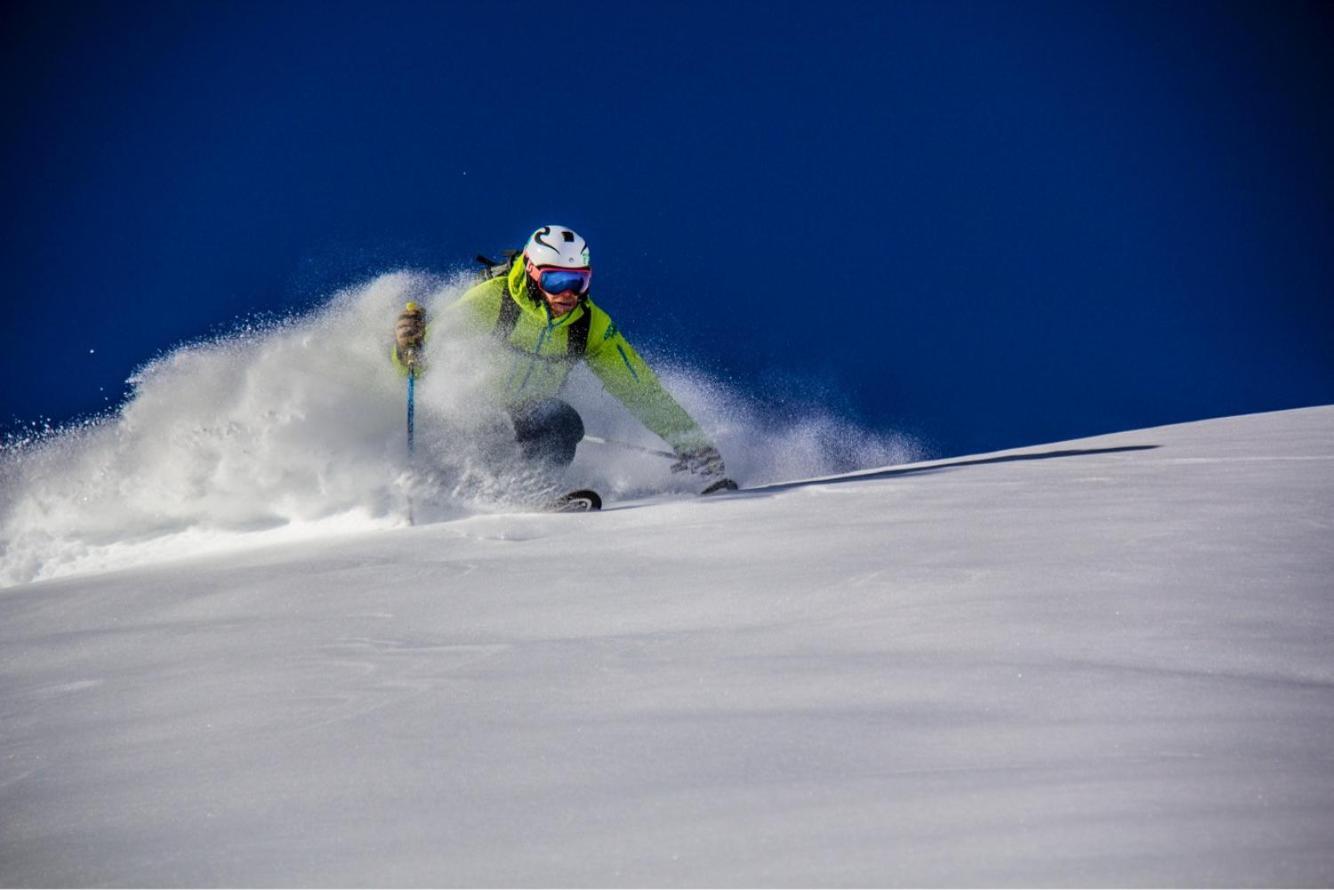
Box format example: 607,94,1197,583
509,398,584,470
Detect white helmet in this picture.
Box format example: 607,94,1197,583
523,225,590,269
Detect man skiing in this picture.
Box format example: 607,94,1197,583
392,225,728,503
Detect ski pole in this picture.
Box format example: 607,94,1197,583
399,300,425,458
585,434,738,496
406,367,416,457
404,368,417,526
582,434,676,460
399,300,425,526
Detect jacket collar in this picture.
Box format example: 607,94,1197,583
506,257,589,327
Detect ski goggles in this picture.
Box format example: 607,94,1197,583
535,267,592,295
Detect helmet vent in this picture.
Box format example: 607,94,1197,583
562,230,575,242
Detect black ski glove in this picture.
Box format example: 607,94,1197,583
671,444,726,478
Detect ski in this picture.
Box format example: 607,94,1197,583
548,489,603,512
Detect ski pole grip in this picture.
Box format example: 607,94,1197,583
397,301,427,371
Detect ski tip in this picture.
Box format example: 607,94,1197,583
700,478,739,496
551,489,602,512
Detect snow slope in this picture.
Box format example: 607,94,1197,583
2,406,1333,886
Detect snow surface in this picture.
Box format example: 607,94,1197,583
2,405,1332,886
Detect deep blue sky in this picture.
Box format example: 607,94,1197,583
3,0,1331,457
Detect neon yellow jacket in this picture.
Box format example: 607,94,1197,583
394,258,713,452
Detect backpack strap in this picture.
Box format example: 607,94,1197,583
566,304,592,358
491,263,591,358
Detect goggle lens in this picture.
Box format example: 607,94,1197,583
538,268,591,295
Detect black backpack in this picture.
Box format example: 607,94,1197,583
475,249,520,282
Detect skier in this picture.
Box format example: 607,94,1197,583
392,225,728,502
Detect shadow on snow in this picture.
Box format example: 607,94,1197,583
711,444,1162,500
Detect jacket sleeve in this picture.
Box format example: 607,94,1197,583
583,310,714,453
389,278,504,376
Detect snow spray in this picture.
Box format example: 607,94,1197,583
0,271,920,586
